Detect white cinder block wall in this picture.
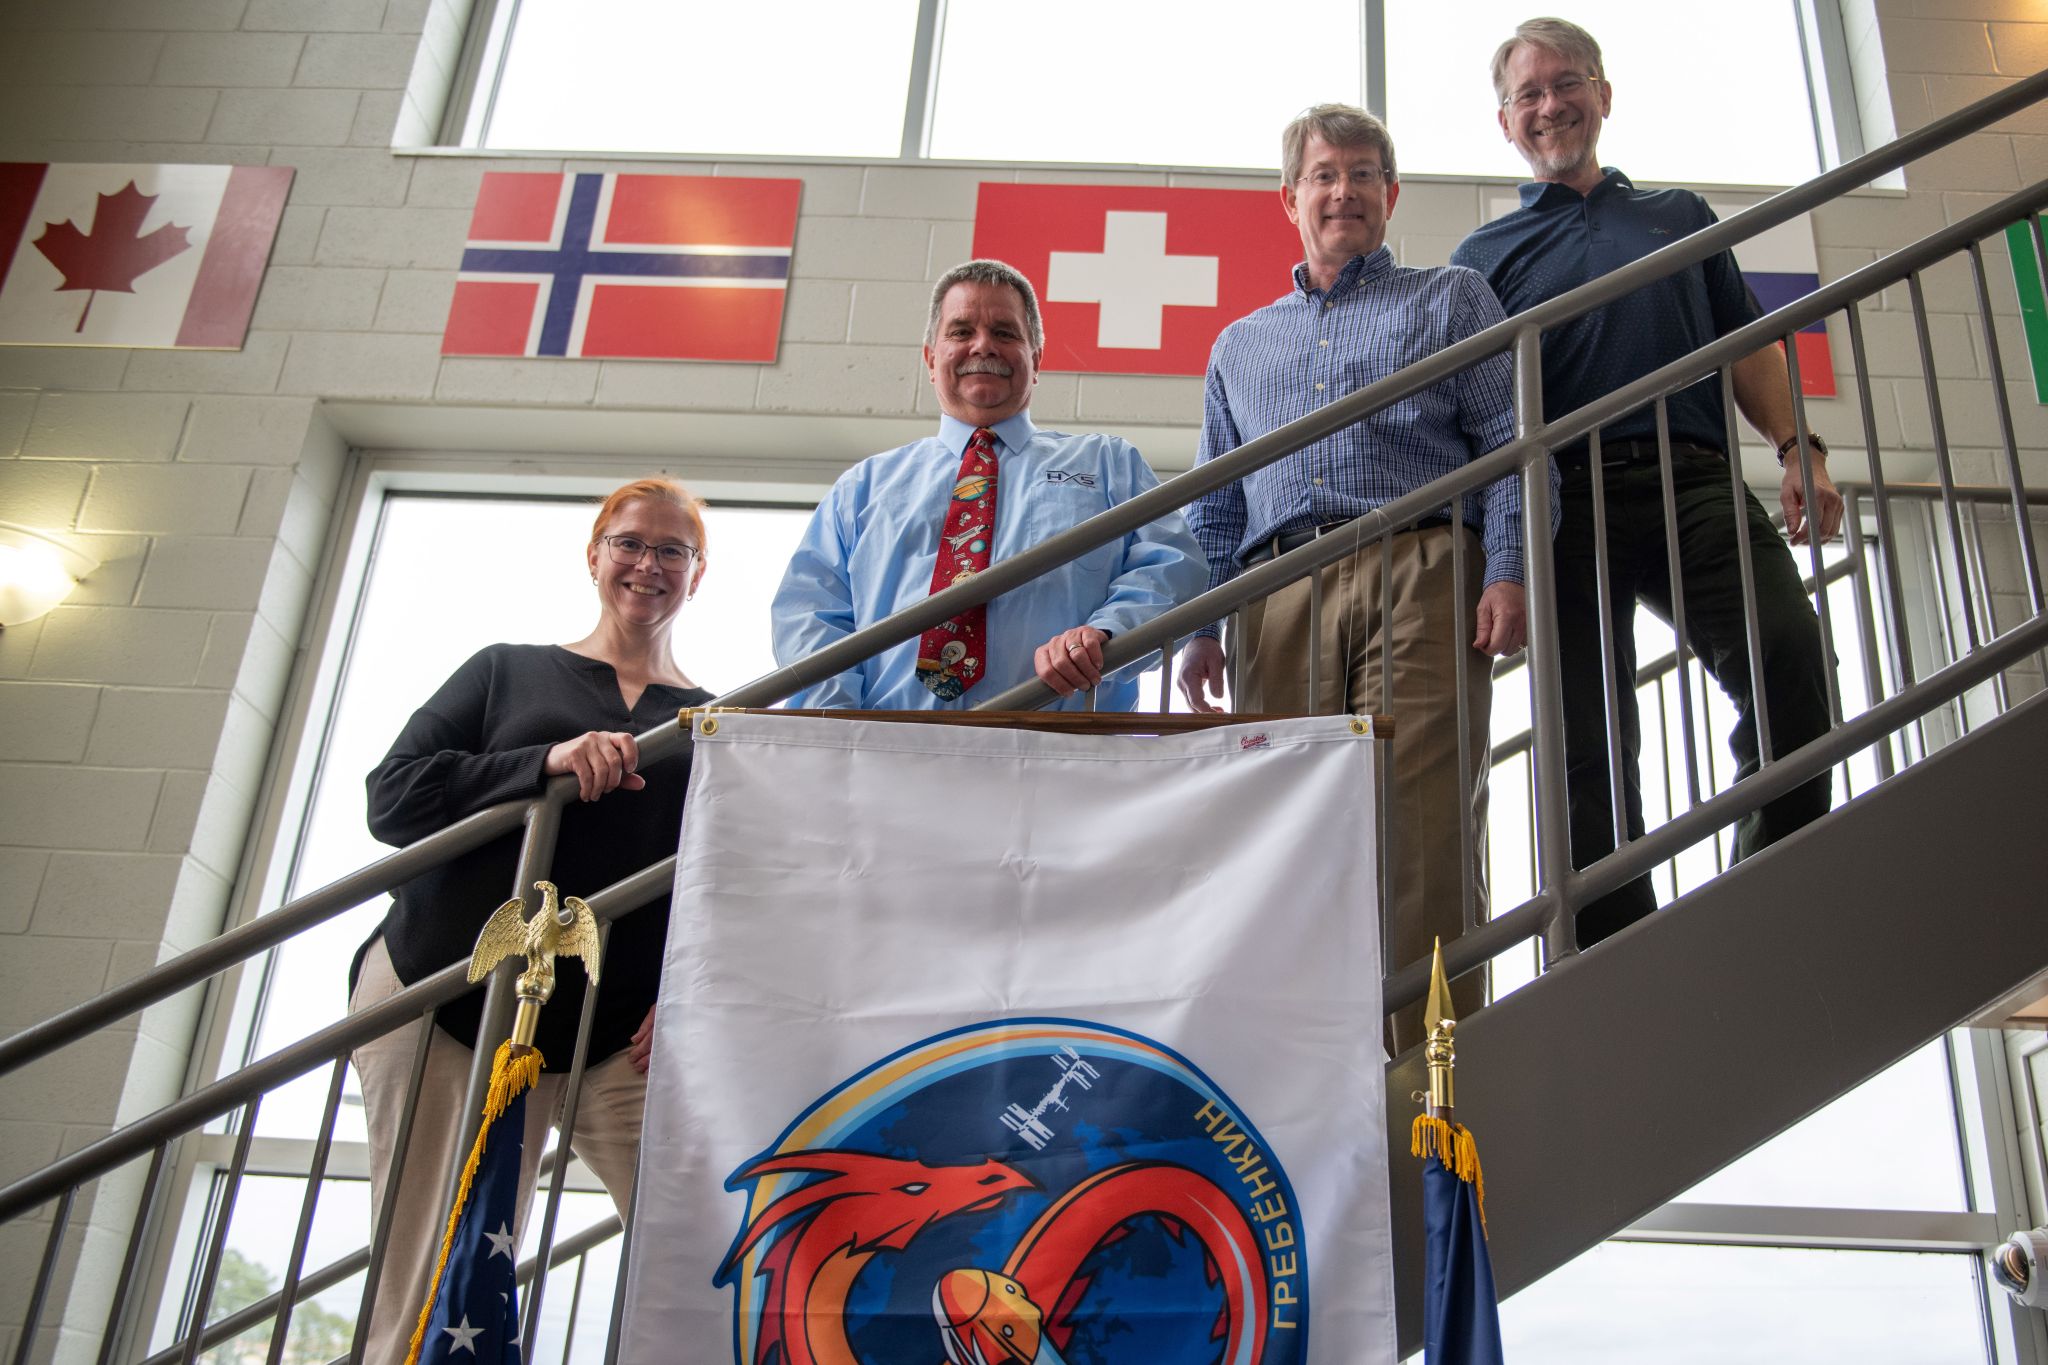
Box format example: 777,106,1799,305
0,0,2043,1358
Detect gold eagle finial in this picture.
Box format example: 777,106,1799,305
466,881,602,1048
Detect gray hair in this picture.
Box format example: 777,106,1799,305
1490,16,1605,102
1280,103,1398,186
925,259,1044,356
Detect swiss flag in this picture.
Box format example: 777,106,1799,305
971,183,1302,377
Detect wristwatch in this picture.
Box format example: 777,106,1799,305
1776,432,1828,465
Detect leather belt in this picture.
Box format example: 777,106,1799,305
1243,514,1452,565
1560,437,1725,469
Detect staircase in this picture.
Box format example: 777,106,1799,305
4,63,2048,1365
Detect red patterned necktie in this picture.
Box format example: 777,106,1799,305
917,426,998,700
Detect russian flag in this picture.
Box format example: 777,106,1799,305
1706,199,1837,398
0,162,292,350
443,172,802,363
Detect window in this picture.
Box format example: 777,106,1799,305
1386,0,1824,185
463,0,1838,186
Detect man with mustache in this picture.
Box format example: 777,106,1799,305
1452,16,1842,948
773,258,1206,710
1177,105,1547,1052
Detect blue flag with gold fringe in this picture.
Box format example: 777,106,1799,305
1414,1115,1504,1365
405,1040,540,1365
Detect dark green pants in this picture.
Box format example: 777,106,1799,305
1555,445,1834,947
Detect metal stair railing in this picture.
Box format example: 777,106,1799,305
4,66,2048,1365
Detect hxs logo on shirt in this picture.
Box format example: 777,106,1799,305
1046,470,1099,488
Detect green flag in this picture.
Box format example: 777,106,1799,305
2004,221,2048,404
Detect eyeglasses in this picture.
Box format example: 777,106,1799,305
601,534,700,569
1295,166,1393,191
1502,73,1597,110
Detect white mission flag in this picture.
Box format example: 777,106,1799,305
620,713,1395,1365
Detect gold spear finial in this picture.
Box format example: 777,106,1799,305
467,880,602,1050
1423,938,1456,1119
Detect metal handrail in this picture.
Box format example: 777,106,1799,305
0,860,673,1223
984,178,2048,707
137,1213,621,1365
7,71,2042,1091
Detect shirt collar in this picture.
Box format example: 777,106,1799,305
939,409,1036,456
1292,245,1394,300
1517,166,1631,209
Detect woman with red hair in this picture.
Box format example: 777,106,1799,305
349,476,714,1361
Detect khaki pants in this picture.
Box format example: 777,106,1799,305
348,938,647,1363
1236,524,1492,1055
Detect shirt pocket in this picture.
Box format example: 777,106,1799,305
1013,481,1118,576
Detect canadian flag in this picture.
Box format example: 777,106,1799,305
972,183,1302,377
0,162,291,350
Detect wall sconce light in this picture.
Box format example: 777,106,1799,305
0,522,98,628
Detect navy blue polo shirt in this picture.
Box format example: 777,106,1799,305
1451,168,1762,457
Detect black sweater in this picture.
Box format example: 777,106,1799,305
360,643,713,1066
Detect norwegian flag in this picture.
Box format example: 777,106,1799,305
971,183,1303,377
0,162,291,349
443,171,802,362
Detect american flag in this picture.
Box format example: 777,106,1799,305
405,1042,536,1365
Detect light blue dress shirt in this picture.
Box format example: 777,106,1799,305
771,411,1208,711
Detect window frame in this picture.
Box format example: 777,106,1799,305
430,0,1863,190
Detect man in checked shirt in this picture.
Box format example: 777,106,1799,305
1178,103,1556,1053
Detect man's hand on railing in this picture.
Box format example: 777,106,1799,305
545,730,646,802
629,1005,656,1073
1034,625,1109,696
1473,582,1528,658
1783,454,1844,547
1177,636,1228,713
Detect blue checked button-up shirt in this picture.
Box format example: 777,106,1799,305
1189,248,1554,628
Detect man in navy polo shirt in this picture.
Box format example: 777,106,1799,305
1453,16,1844,949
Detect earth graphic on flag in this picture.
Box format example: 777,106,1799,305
715,1018,1309,1365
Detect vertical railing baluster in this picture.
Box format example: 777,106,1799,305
352,1006,440,1364
458,801,565,1179
558,1251,589,1365
1653,678,1680,898
1156,640,1175,716
1721,371,1774,770
1968,237,2048,683
96,1144,170,1365
1307,566,1324,712
1964,498,2012,714
1845,302,1924,761
14,1187,76,1365
1450,501,1476,935
178,1097,261,1365
1842,491,1897,780
1919,498,1971,739
1379,536,1394,717
265,1059,350,1365
1782,336,1844,731
1225,610,1242,708
1587,429,1627,853
1513,328,1574,966
521,921,614,1356
1653,398,1704,817
1908,272,1983,667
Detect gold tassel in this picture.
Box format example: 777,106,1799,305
403,1041,545,1365
1410,1113,1488,1233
